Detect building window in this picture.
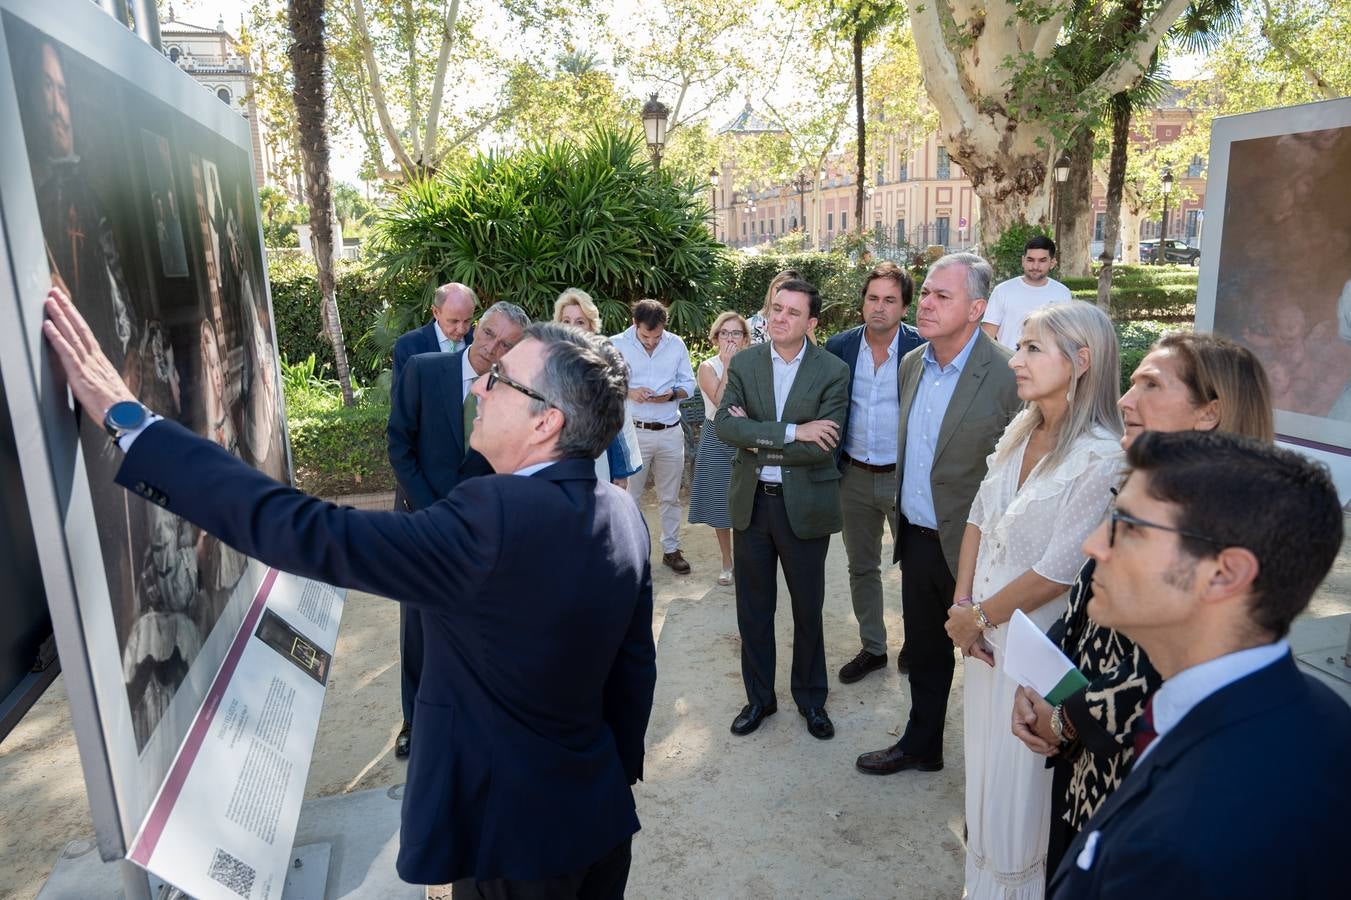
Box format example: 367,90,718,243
1094,212,1106,242
898,161,907,182
827,212,834,232
896,218,905,242
217,87,232,104
781,217,786,233
769,218,775,234
790,216,798,229
935,216,950,247
742,222,747,237
1187,155,1204,178
876,166,885,186
1184,209,1200,240
841,212,848,232
937,147,950,180
759,220,765,234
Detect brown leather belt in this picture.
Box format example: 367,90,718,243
634,420,677,431
905,522,941,541
756,482,783,496
841,453,896,474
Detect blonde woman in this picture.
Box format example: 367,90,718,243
553,288,642,486
688,311,750,584
943,302,1124,899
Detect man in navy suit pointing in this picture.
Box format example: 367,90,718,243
43,288,656,898
1039,431,1349,899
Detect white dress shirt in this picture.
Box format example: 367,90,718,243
610,326,697,425
842,329,901,465
460,349,479,401
1135,639,1291,764
436,321,463,354
759,338,807,484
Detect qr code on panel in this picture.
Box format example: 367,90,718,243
208,847,256,898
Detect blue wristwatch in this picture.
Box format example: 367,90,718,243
103,400,149,443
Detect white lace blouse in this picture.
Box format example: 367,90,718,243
967,410,1124,630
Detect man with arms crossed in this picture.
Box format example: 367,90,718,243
717,279,850,740
612,299,697,575
981,235,1071,350
386,300,528,758
855,253,1020,774
1042,431,1349,899
826,261,924,683
45,289,655,899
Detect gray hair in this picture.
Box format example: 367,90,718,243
524,322,628,460
433,282,477,309
929,252,993,302
481,300,530,330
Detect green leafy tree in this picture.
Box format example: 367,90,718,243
368,128,726,339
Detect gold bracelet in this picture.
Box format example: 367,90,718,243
972,602,993,631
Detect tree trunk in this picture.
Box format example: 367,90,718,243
288,0,354,406
853,18,866,235
1096,93,1132,310
1058,127,1096,278
1121,207,1144,264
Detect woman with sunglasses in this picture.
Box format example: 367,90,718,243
1011,332,1274,882
688,311,751,585
945,303,1124,900
553,288,643,487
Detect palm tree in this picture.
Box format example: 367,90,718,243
288,0,354,405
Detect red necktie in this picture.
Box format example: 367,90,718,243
1131,695,1158,758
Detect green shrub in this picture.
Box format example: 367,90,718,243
367,128,725,338
1115,319,1178,394
288,400,395,497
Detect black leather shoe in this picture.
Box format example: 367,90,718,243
839,649,887,684
798,706,834,740
896,643,911,672
855,742,942,774
395,721,412,759
730,703,777,735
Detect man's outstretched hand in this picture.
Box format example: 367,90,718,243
42,287,136,427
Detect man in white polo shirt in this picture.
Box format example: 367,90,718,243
612,299,697,574
981,235,1072,349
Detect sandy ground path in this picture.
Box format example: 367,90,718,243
3,494,1348,899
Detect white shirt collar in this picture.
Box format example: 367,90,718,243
772,337,809,366
513,461,553,477
461,349,478,383
1139,639,1290,762
435,320,457,348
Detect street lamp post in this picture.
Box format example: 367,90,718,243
744,198,757,245
709,167,719,238
1053,151,1072,252
790,171,812,246
1157,167,1175,266
641,93,670,169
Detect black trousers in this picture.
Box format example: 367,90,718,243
1045,756,1077,888
451,837,631,900
896,521,957,759
400,604,423,725
733,487,830,709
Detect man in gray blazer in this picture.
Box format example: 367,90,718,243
855,253,1021,775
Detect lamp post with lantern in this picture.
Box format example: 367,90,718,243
1053,151,1072,252
708,168,720,239
641,93,670,169
1157,167,1175,265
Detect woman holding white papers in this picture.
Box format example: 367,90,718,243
943,303,1124,899
1012,333,1274,880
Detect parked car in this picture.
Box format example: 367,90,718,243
1140,238,1201,265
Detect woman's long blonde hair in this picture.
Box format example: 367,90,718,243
997,302,1124,469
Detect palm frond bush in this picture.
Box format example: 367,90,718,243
368,128,727,336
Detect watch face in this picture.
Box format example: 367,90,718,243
107,401,146,431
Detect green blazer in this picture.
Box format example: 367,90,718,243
715,341,851,540
894,330,1021,575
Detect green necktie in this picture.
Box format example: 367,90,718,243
463,390,477,444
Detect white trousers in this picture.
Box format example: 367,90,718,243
627,425,685,553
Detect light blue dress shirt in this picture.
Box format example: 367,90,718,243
843,329,901,465
900,328,981,529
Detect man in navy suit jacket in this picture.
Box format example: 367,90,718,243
44,290,656,896
1037,432,1350,899
385,301,526,759
390,282,476,385
824,261,923,685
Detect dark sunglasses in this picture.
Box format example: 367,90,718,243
486,363,552,407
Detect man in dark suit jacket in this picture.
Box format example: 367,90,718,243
384,301,526,758
716,278,851,740
390,282,477,385
855,253,1020,775
824,261,924,684
44,290,656,897
1044,431,1349,899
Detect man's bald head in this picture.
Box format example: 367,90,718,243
432,283,476,345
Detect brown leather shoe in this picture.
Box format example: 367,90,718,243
662,550,691,574
855,742,943,774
